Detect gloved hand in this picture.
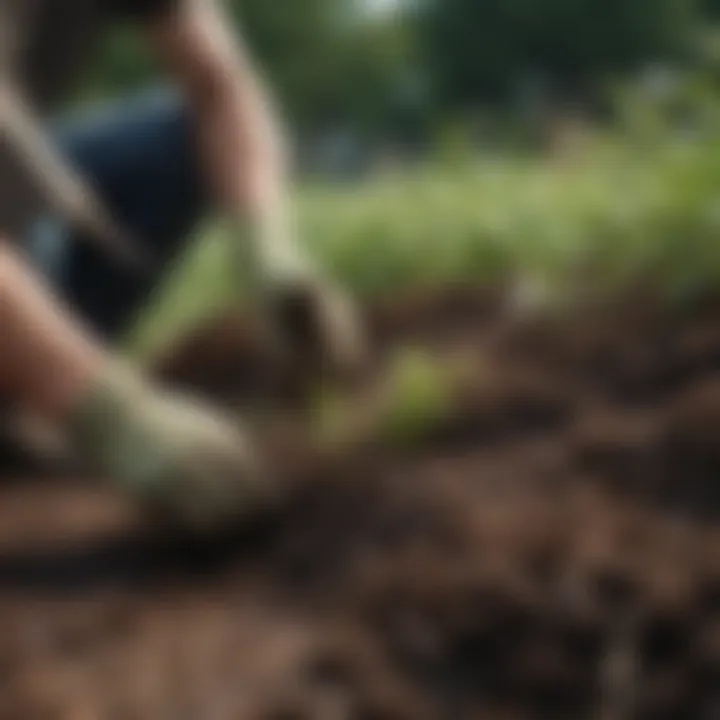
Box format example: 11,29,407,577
67,361,275,532
234,206,367,383
265,268,366,382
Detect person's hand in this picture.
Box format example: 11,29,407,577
235,208,367,383
68,362,275,532
264,267,367,382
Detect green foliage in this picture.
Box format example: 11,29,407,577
77,25,156,101
131,98,720,355
702,0,720,19
232,0,418,135
82,0,414,136
306,346,454,450
374,347,455,445
418,0,700,107
79,0,720,139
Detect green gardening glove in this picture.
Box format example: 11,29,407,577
67,361,276,532
233,206,367,382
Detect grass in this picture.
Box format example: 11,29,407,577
131,121,720,357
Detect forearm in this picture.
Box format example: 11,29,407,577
0,239,104,422
148,2,363,371
149,0,304,279
192,49,286,219
192,71,305,277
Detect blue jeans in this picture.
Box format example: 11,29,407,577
26,87,207,340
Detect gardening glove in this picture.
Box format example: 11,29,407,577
67,361,275,532
233,205,367,382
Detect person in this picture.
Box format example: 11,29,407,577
0,0,364,530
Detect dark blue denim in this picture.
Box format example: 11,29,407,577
27,87,207,340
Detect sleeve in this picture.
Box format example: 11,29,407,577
106,0,181,20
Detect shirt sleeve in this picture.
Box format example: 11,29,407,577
106,0,180,20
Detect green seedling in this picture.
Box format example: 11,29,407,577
310,346,456,451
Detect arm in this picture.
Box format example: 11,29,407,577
141,0,364,373
144,0,306,282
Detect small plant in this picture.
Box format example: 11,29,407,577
374,346,455,445
308,346,455,450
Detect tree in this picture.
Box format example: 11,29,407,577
234,0,413,135
418,0,700,108
83,0,412,138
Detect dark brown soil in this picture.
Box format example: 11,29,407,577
1,284,719,720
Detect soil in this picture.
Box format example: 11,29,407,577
1,284,719,720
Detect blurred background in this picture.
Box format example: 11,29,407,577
71,0,720,351
3,6,720,718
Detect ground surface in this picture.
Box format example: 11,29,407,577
1,285,719,720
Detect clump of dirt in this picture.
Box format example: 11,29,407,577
0,284,719,720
